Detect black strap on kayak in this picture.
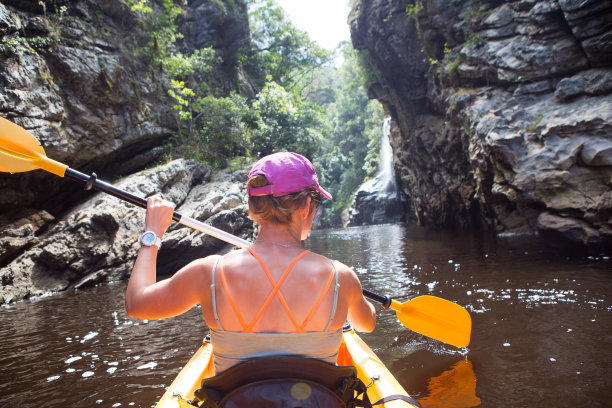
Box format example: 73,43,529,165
340,376,372,408
373,394,423,407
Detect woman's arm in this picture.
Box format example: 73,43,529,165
337,262,376,333
125,197,212,319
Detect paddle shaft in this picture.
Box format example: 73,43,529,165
64,168,251,249
362,288,392,308
66,169,395,308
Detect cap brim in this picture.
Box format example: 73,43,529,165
318,186,333,200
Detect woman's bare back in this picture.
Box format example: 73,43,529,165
201,244,349,333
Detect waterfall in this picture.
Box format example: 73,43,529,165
348,116,406,226
378,117,396,192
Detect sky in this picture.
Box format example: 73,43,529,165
275,0,352,50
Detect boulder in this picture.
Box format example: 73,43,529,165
0,159,255,304
348,175,408,226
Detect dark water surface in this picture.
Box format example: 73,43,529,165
1,224,610,407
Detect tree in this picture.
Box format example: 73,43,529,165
249,81,325,159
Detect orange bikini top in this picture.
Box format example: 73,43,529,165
210,247,339,334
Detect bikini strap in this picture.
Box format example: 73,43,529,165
218,256,250,332
323,260,340,331
299,259,338,332
210,256,224,330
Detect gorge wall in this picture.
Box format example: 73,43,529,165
349,0,612,248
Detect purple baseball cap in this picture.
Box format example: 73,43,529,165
247,152,332,200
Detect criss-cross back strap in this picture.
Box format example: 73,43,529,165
217,257,249,331
296,265,336,332
245,247,309,332
217,248,310,333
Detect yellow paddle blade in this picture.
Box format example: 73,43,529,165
0,117,67,176
391,296,472,348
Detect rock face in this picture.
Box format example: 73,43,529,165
348,175,408,226
350,0,612,248
0,159,255,303
0,0,250,222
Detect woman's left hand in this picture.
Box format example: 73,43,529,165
145,196,174,238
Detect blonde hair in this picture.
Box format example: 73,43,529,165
247,174,320,224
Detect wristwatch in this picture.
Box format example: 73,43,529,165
139,231,162,250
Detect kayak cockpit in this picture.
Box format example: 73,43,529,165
156,328,420,408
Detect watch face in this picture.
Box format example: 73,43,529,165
141,231,156,246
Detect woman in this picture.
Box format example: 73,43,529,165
125,152,375,373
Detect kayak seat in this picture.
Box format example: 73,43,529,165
192,356,372,408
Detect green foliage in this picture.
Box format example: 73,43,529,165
383,0,394,23
249,81,324,158
126,0,182,63
463,6,492,20
463,6,476,19
166,93,251,166
117,0,385,225
445,57,460,73
227,155,254,173
27,36,55,52
124,1,249,166
2,37,24,54
313,44,384,225
2,34,57,62
194,94,250,161
168,79,195,121
465,32,483,48
529,113,544,132
405,1,422,18
164,47,221,123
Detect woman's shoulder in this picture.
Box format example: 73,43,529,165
327,258,354,274
221,247,253,263
304,250,332,264
306,253,357,281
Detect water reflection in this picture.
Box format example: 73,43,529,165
307,224,412,293
419,360,480,408
0,283,206,407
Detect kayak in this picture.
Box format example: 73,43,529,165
155,328,420,408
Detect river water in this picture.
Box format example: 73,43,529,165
0,224,610,407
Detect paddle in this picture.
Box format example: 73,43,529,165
0,116,471,347
362,288,471,348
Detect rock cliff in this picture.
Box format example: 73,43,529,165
0,0,249,223
350,0,612,248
